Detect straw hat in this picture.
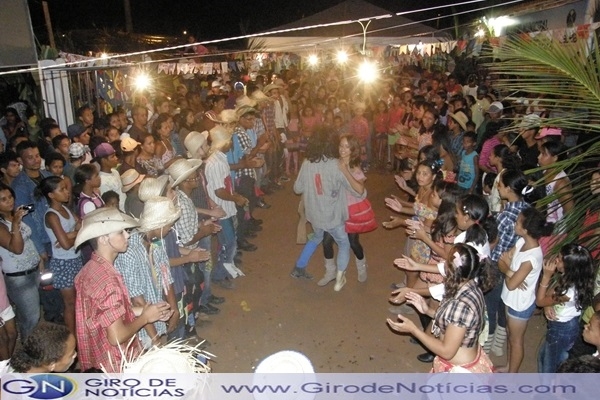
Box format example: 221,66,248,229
263,83,282,94
138,196,181,232
205,109,238,124
184,130,209,158
120,169,145,193
449,111,469,131
236,105,258,120
236,95,257,108
138,175,170,202
209,125,233,151
519,113,541,130
74,207,139,248
167,158,203,188
250,90,272,103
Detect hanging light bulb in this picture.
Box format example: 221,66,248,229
133,73,151,91
307,54,319,66
336,50,348,64
357,60,377,83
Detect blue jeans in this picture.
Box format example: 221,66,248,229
485,267,506,334
197,236,212,305
538,317,580,373
214,216,237,281
296,224,350,271
4,272,41,340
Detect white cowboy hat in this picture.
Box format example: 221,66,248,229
263,83,282,94
235,105,259,120
138,175,170,202
205,109,238,124
255,350,314,374
74,207,139,248
167,158,203,188
209,125,233,151
184,130,209,158
138,196,181,232
250,90,272,103
120,169,145,193
236,95,257,108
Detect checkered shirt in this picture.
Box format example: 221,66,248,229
173,189,199,249
491,201,530,262
75,252,141,372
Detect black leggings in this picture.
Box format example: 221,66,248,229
322,232,364,260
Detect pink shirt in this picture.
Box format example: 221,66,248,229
479,136,501,171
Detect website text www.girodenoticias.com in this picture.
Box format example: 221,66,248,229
220,381,577,396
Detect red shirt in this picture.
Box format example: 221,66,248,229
75,252,141,372
374,112,390,134
349,116,369,144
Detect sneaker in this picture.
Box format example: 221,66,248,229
388,304,415,315
208,295,225,304
198,304,220,315
195,312,211,321
417,352,435,363
290,267,313,280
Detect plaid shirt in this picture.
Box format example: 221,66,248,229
433,279,485,348
114,232,174,344
75,252,141,372
491,201,530,262
190,165,212,221
173,189,199,249
262,102,276,134
229,126,256,180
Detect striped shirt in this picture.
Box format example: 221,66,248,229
205,151,237,218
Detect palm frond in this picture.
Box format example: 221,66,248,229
487,32,600,255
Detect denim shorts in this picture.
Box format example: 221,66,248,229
506,301,536,321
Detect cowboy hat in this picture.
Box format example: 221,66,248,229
250,90,272,103
184,130,209,158
263,83,282,94
209,125,233,151
236,95,257,108
138,175,170,202
205,109,238,124
74,207,139,248
449,111,469,132
519,113,541,131
235,105,259,120
167,158,203,188
120,169,145,193
138,196,181,232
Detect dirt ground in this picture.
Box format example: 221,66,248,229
200,169,546,373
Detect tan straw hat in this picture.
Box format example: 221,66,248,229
138,196,181,232
138,175,170,202
250,90,272,103
209,125,233,151
184,130,209,158
449,111,469,131
236,95,257,108
205,109,238,124
120,169,145,193
74,207,139,248
167,158,203,188
263,83,282,94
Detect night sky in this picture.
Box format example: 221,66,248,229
27,0,520,43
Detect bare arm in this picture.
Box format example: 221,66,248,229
107,301,170,346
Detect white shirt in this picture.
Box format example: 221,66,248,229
204,151,237,218
99,169,126,211
501,237,543,311
553,286,581,322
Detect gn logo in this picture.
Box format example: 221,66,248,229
2,375,77,399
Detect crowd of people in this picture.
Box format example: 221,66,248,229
0,64,599,374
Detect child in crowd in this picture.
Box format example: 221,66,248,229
45,153,73,203
37,176,82,335
457,131,478,193
498,207,553,373
536,243,595,373
74,164,104,218
101,190,121,210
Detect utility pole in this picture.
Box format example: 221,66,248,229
41,1,56,48
124,0,133,33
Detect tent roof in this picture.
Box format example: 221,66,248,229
263,0,439,39
257,0,447,52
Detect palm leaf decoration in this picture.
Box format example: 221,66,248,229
487,31,600,254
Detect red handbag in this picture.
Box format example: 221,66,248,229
345,198,377,233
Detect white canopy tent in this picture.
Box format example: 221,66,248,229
257,0,450,53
